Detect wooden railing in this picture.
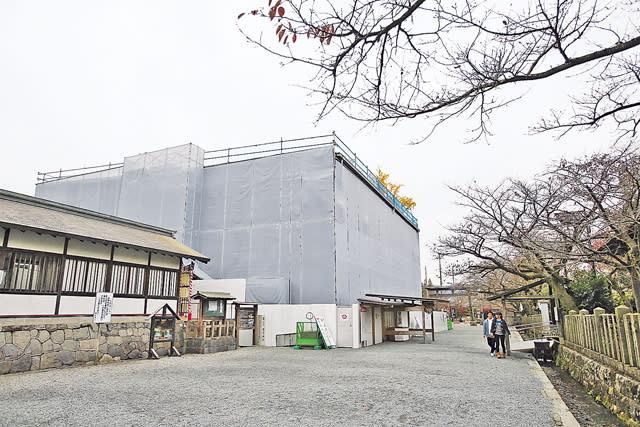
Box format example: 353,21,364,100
185,320,236,340
564,307,640,368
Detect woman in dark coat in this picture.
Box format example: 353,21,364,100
490,312,511,358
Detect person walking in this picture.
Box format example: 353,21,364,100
490,312,511,358
482,311,496,356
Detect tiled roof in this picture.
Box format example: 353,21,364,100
0,189,209,262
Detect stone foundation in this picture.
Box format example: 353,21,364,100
184,336,236,354
0,317,238,375
557,344,640,425
0,317,150,374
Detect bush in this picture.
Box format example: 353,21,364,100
567,271,615,312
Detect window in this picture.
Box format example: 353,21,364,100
62,258,107,293
0,250,61,293
148,268,178,297
110,263,145,295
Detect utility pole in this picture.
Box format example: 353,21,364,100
438,253,443,287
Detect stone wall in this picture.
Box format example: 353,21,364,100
557,344,640,425
0,317,238,375
183,336,236,354
0,317,150,374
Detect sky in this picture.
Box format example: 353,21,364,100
0,1,620,285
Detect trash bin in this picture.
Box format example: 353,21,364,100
447,319,453,330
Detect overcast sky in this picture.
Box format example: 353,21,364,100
0,2,619,285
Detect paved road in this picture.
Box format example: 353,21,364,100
0,324,569,426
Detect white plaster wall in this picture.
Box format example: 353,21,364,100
151,253,180,269
7,229,65,254
374,307,383,344
112,297,145,314
58,296,95,315
113,246,148,265
360,307,373,346
351,304,361,348
146,298,177,314
0,294,56,315
67,239,111,260
258,304,337,347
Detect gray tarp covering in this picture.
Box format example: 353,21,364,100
36,144,205,247
116,144,204,245
197,147,336,304
35,144,420,305
36,167,123,216
245,277,290,304
334,159,421,304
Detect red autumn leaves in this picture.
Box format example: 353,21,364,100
238,0,336,46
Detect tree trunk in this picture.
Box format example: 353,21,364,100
549,278,577,312
629,268,640,312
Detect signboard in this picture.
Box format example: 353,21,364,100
179,267,193,320
93,292,114,324
314,316,335,348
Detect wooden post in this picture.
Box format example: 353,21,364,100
579,309,588,350
94,323,101,365
422,304,426,344
234,304,239,347
593,307,605,354
431,306,435,342
502,297,511,356
371,307,376,345
615,305,632,365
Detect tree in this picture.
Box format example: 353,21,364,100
436,178,578,310
567,271,615,312
437,143,640,311
551,145,640,311
376,168,416,210
239,0,640,142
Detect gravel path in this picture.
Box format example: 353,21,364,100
0,324,558,426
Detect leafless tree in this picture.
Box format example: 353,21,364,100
437,144,640,311
436,178,578,310
240,0,640,142
551,145,640,311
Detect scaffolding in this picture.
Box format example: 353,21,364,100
36,134,418,228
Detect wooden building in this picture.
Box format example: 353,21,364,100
0,189,208,316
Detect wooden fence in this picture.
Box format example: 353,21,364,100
185,319,236,340
564,307,640,368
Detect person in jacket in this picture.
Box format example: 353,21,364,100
482,311,496,356
490,312,511,358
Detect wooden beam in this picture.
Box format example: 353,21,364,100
383,329,434,335
431,308,435,342
54,237,69,315
371,307,376,345
422,305,426,344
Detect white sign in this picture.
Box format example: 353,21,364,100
93,292,114,323
314,316,335,348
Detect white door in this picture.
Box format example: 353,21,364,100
336,306,353,348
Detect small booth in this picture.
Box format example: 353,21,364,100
359,294,449,345
192,291,236,321
233,302,259,347
148,303,181,359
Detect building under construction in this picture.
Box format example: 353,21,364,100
35,135,421,306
